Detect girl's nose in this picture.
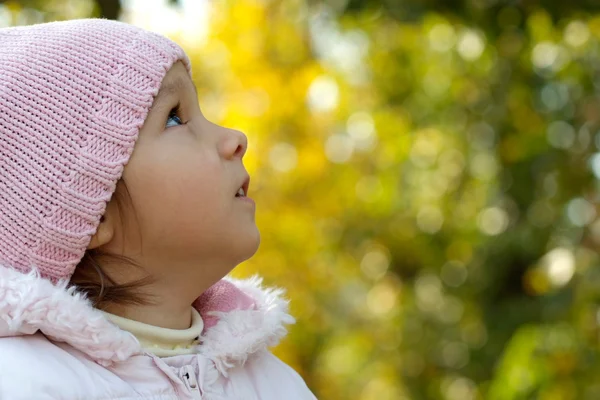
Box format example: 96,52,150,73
222,127,248,160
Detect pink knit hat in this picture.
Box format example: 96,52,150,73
0,18,191,283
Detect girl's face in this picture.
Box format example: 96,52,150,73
94,61,259,291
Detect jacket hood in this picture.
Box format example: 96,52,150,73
0,266,295,375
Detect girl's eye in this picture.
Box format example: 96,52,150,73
166,104,183,128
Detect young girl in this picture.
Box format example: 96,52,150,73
0,18,317,399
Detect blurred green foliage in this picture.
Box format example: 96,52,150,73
4,0,600,399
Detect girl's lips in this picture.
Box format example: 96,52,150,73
236,195,255,206
236,174,250,197
234,175,250,198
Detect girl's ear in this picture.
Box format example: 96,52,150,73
87,204,117,250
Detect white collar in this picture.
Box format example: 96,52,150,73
100,307,204,357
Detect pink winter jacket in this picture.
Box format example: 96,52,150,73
0,267,318,399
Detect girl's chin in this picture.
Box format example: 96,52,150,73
238,229,261,261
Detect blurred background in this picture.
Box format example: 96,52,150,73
4,0,600,398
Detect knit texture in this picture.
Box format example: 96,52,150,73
0,18,191,283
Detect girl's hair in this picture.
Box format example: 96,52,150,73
69,180,157,309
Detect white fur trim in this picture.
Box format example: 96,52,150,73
200,275,296,377
0,266,296,376
0,266,140,366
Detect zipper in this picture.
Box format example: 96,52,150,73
180,364,202,399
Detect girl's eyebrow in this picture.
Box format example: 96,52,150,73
156,76,198,103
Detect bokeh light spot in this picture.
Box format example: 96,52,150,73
457,30,485,60
441,260,468,287
417,206,444,233
325,133,354,163
428,23,456,52
566,197,596,226
547,121,575,149
541,247,575,287
564,20,590,47
477,207,509,235
307,75,339,112
360,248,390,281
366,281,398,316
269,142,298,172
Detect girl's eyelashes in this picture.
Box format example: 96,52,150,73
165,103,183,128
